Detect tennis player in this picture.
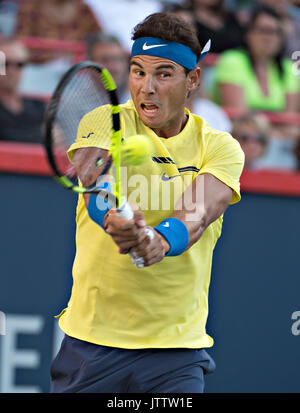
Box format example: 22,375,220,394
51,12,244,393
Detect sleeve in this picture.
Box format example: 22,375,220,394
214,50,247,87
198,132,245,204
67,105,112,163
283,59,300,94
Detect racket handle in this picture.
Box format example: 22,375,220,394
116,201,154,268
116,200,134,220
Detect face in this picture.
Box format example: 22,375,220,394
246,13,283,58
129,55,200,138
0,42,28,93
91,42,129,89
233,123,267,166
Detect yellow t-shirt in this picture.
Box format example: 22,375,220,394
58,100,244,349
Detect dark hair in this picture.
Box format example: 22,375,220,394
131,12,201,62
189,0,226,16
245,5,285,78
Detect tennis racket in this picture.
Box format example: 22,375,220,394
43,61,153,268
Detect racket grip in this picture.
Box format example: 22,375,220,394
116,201,154,268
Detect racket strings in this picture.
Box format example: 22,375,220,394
52,67,114,180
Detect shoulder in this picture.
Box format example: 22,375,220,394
217,48,248,64
281,57,300,90
120,100,140,125
120,100,136,114
281,57,296,73
194,113,243,158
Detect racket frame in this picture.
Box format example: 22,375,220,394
44,61,151,268
44,61,123,206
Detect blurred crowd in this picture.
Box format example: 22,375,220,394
0,0,299,172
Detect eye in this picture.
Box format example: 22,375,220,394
135,69,144,76
159,72,171,79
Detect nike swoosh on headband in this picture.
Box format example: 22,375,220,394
142,42,168,50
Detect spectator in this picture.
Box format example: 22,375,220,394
213,6,300,114
231,112,270,169
15,0,102,64
294,134,300,171
289,0,300,19
258,0,300,58
0,0,19,37
0,37,45,143
167,1,232,131
188,92,232,132
162,2,197,27
86,33,131,103
188,0,245,53
83,0,162,52
256,121,299,171
187,71,232,132
232,112,299,171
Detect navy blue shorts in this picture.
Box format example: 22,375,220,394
50,334,216,393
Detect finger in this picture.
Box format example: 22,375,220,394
106,222,137,236
142,249,165,267
131,236,152,257
120,219,136,231
115,226,149,245
119,247,129,254
106,212,135,231
117,239,143,250
132,209,146,228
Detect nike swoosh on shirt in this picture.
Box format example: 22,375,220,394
161,173,180,181
142,42,168,50
81,132,94,139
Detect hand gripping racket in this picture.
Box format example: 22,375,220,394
43,61,153,268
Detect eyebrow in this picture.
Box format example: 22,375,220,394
130,60,176,71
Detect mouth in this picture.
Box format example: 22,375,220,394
140,102,160,116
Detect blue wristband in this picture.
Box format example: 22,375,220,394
87,182,112,229
154,218,189,256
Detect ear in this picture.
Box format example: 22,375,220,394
187,66,201,93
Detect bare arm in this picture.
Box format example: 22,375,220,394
218,83,248,115
72,147,110,207
72,147,149,250
171,173,233,249
73,147,234,265
285,92,299,113
109,173,233,266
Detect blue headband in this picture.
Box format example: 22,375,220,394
131,37,211,69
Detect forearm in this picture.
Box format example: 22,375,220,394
72,147,110,208
171,209,207,249
170,173,233,249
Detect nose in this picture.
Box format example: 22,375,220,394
141,74,155,94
